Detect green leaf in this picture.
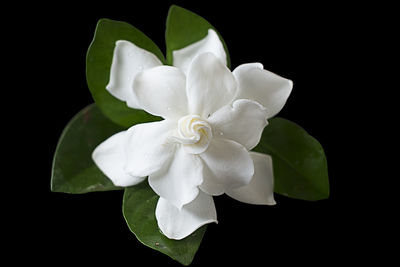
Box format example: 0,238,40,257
123,182,206,266
254,118,329,201
86,18,165,127
51,104,125,193
166,5,231,68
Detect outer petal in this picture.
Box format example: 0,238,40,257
133,66,188,120
209,99,268,151
106,40,163,109
199,163,225,196
172,29,227,75
156,191,217,240
92,131,145,187
233,63,293,118
199,138,254,191
187,53,237,118
124,120,176,177
226,152,276,205
149,147,203,209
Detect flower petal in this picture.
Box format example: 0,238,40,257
198,163,225,196
172,29,227,75
199,138,254,191
124,120,176,177
92,131,145,187
226,152,276,205
133,66,188,120
156,191,217,240
233,63,293,118
149,147,203,209
106,40,163,109
209,99,268,150
187,53,237,118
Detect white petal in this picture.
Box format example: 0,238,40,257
199,138,254,191
187,53,237,118
124,120,176,177
209,99,268,150
199,163,225,196
106,40,163,109
149,147,203,209
172,29,227,75
226,152,276,205
92,131,145,187
133,66,188,120
156,191,217,240
233,63,293,118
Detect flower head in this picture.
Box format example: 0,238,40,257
92,29,292,239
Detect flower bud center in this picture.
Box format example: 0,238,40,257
175,115,212,154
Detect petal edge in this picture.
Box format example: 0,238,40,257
200,138,254,191
133,66,188,120
106,40,163,109
149,147,203,209
233,63,293,118
226,152,276,205
124,120,176,177
172,29,227,75
187,53,237,118
92,131,145,187
209,99,268,150
156,191,217,240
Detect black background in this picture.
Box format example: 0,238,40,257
16,0,377,265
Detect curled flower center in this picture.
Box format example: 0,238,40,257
174,115,212,154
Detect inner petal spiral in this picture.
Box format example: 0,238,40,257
174,114,212,154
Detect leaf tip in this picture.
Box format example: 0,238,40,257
50,180,57,192
50,176,62,193
311,182,330,201
321,184,330,200
168,4,183,12
96,18,113,27
180,260,193,266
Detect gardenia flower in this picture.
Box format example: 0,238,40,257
92,29,292,240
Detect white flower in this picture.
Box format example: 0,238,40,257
92,30,292,240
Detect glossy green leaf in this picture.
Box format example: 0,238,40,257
123,182,206,266
166,5,231,68
86,18,165,127
51,104,125,193
254,118,329,201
